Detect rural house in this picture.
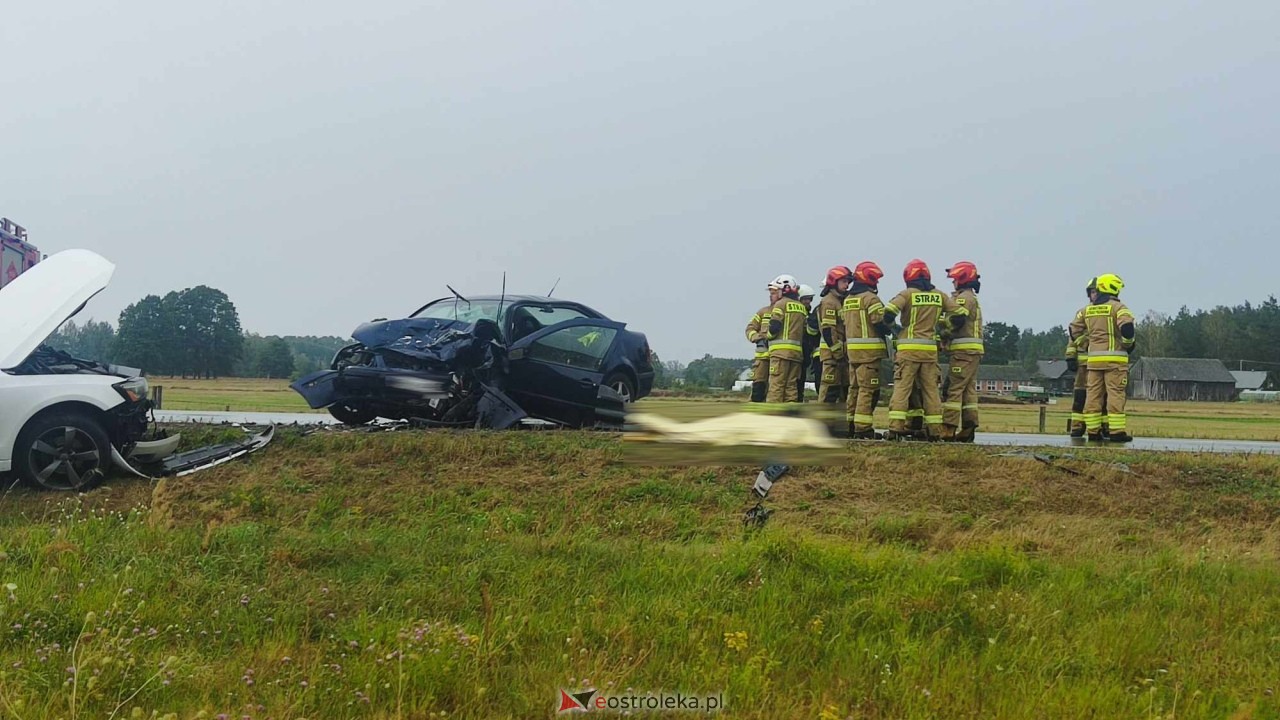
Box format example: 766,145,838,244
1129,357,1238,402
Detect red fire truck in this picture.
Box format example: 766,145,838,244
0,218,41,289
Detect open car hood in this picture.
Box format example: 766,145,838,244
0,249,115,370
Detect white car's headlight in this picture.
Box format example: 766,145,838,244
113,377,149,403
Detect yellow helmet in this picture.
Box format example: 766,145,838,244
1095,273,1124,295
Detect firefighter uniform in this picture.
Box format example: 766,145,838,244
745,305,774,402
816,290,848,403
840,287,889,435
941,287,983,440
1065,333,1087,434
801,308,822,400
1069,288,1135,440
766,295,809,405
884,286,967,438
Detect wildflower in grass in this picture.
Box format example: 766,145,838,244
809,616,825,635
819,704,842,720
723,631,748,652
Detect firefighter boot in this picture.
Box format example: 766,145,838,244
939,424,958,442
1069,425,1086,439
1108,431,1134,443
955,425,976,443
750,382,768,403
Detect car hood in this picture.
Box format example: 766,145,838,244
0,249,115,370
352,316,503,366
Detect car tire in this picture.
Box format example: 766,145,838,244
13,411,111,492
604,373,636,404
328,402,377,425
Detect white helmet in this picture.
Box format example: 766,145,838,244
798,284,816,299
769,274,798,293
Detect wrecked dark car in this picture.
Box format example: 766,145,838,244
291,295,655,429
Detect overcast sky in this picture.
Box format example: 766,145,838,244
3,1,1276,362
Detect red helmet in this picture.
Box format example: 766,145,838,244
824,265,853,288
945,261,979,286
903,259,931,283
852,261,884,286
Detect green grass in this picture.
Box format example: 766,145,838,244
2,430,1280,718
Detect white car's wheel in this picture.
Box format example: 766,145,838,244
14,411,110,492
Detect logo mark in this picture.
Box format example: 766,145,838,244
559,688,598,713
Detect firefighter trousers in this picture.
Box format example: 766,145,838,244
889,357,942,435
1070,364,1107,432
750,357,770,402
1084,364,1128,433
767,357,802,404
821,357,849,404
846,361,881,431
942,352,980,432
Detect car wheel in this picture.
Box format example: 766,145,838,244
14,412,111,492
604,373,636,404
328,402,377,425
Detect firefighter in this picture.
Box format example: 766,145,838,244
882,259,968,440
798,284,820,401
765,274,808,406
841,261,889,438
1069,273,1136,442
940,261,984,442
745,280,782,402
1064,278,1106,438
817,266,852,405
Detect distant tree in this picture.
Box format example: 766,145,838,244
116,287,243,377
235,333,268,376
45,319,116,361
650,351,666,388
280,335,352,375
166,285,243,378
1135,311,1173,358
982,322,1020,364
78,320,117,362
115,295,174,373
255,337,296,379
45,320,80,354
684,354,750,388
1014,325,1068,369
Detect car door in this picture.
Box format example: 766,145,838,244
505,318,627,427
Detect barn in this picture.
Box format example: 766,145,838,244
1129,357,1238,402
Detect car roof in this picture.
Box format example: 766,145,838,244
451,294,581,304
413,295,608,319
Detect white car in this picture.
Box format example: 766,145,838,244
0,250,154,491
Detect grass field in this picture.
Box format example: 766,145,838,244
2,428,1280,718
155,378,1280,441
152,377,319,414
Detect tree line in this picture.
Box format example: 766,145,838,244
47,285,350,379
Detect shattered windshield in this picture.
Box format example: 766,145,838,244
412,299,504,324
